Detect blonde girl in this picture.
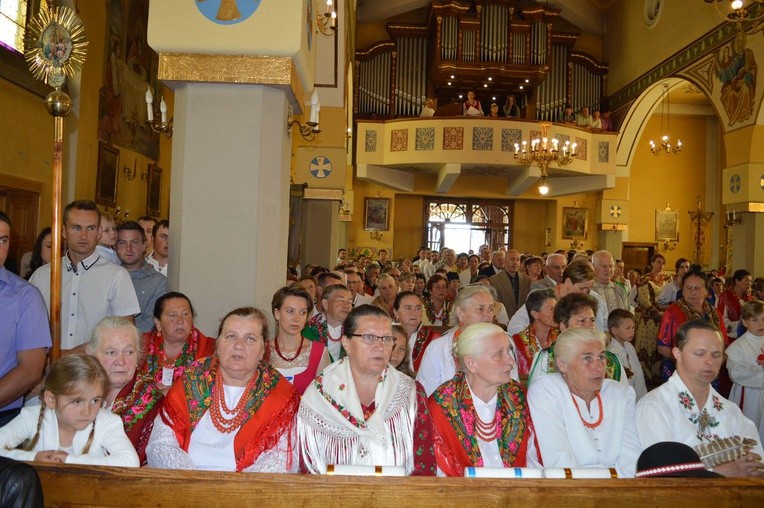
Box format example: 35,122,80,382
96,211,120,264
0,355,139,466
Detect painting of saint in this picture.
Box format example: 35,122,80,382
716,33,758,127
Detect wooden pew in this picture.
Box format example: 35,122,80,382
33,463,764,507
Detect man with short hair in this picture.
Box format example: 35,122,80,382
0,212,50,427
30,200,140,354
423,250,440,279
364,263,381,296
479,245,492,264
531,252,566,291
146,219,168,276
591,250,629,314
345,270,373,307
312,271,344,316
490,249,531,318
303,284,353,361
336,248,347,265
478,250,504,278
116,221,168,333
377,249,390,269
137,216,157,257
636,320,764,477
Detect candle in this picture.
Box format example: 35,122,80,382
315,102,321,126
160,97,167,125
514,143,519,154
310,89,319,124
145,87,154,122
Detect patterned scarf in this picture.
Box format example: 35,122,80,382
674,298,722,335
111,374,163,431
424,297,451,325
142,327,206,384
180,356,281,432
543,342,622,382
431,371,529,468
514,324,559,375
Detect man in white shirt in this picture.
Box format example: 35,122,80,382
146,219,168,276
590,250,629,315
303,284,353,361
29,200,140,354
636,320,764,477
137,215,157,257
345,270,373,307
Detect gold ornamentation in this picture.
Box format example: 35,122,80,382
24,6,88,88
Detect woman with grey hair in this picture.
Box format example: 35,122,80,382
528,327,641,477
87,316,163,464
417,285,511,396
429,323,539,476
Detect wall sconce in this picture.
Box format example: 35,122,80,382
661,239,677,251
287,90,321,141
145,87,173,138
122,161,147,181
317,0,337,36
725,209,743,226
570,238,584,251
369,230,383,241
113,206,130,221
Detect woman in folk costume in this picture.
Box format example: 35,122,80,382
146,307,300,472
512,288,558,379
430,323,540,476
139,292,216,395
298,305,436,475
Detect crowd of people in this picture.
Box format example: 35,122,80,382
0,202,762,483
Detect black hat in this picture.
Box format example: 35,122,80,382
636,442,722,478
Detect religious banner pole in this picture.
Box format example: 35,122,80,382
24,5,87,361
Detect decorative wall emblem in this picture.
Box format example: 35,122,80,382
729,174,741,194
575,138,587,161
598,141,609,163
472,127,493,150
609,205,623,218
443,127,464,150
196,0,261,25
760,174,764,190
416,128,435,151
501,128,521,152
391,129,408,151
309,156,332,179
365,131,377,152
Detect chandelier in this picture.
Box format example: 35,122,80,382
514,122,577,195
649,83,682,156
704,0,764,33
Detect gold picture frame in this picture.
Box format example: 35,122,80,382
146,163,162,216
364,198,390,231
656,209,679,241
95,142,119,208
562,207,588,239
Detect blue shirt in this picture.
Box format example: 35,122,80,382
0,267,51,411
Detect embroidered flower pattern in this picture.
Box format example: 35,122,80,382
432,371,528,467
111,375,163,430
678,391,695,410
338,384,345,391
712,395,723,412
141,328,204,385
314,374,366,429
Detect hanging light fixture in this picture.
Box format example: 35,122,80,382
649,83,682,156
704,0,764,32
514,122,577,196
316,0,337,36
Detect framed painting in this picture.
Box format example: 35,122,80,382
364,198,390,231
656,209,679,241
146,163,162,216
562,207,588,239
96,142,119,207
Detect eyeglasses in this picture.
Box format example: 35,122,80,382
350,334,395,345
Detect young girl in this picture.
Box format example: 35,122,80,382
390,325,415,378
96,211,120,264
0,355,139,467
727,300,764,443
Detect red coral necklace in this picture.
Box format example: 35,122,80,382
209,367,260,433
570,391,604,429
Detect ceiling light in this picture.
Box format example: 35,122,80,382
525,79,530,83
731,0,743,9
488,77,493,81
450,75,455,79
448,81,452,86
458,94,463,99
519,85,524,90
483,84,488,88
538,177,549,195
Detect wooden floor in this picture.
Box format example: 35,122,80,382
33,463,764,507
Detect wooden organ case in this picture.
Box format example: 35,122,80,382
354,0,608,121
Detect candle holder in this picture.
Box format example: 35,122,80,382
145,87,173,138
287,103,321,141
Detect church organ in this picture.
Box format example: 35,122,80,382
354,0,608,121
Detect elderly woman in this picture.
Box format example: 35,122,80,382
423,274,451,326
147,307,300,472
371,273,398,316
657,270,729,384
417,286,517,396
430,323,538,476
87,316,164,464
268,285,330,395
298,305,436,475
140,292,215,394
528,328,641,477
634,254,668,387
393,291,441,373
637,320,764,477
512,289,558,378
